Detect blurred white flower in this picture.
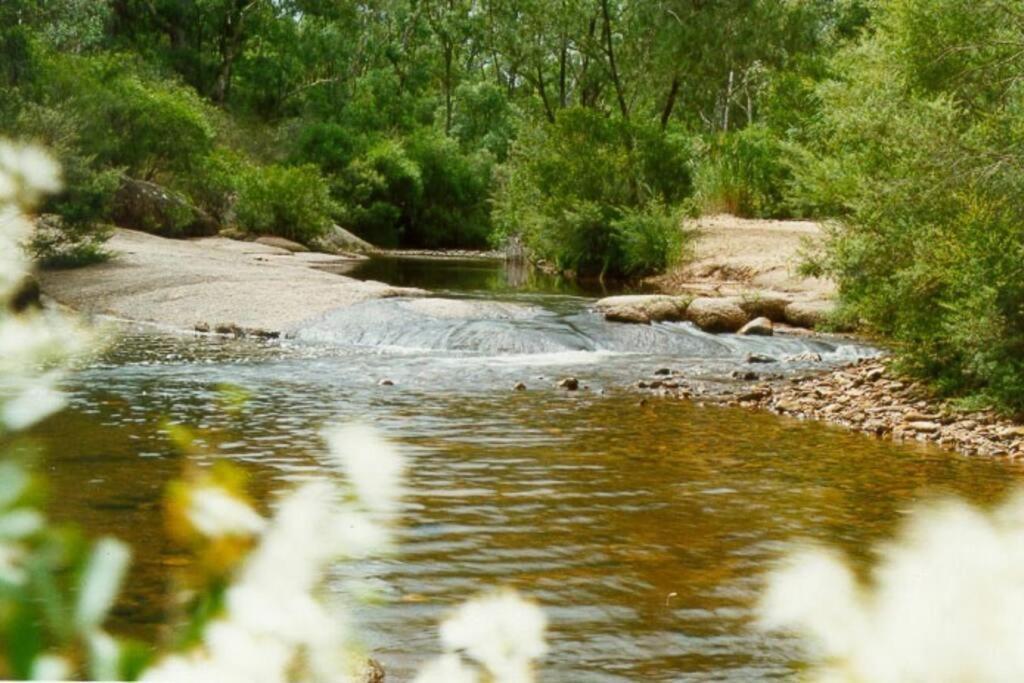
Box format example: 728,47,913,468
0,543,26,585
440,589,547,683
0,142,61,203
30,654,72,681
188,487,266,538
1,381,65,431
414,653,479,683
760,492,1024,682
323,423,405,515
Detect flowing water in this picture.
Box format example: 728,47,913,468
30,255,1024,681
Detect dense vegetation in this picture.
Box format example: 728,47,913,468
1,0,862,272
6,0,1024,409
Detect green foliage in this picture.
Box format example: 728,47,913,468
694,125,791,218
794,0,1024,411
494,108,687,278
233,163,336,242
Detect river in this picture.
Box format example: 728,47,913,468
30,255,1024,680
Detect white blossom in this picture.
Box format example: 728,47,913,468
0,142,61,204
760,492,1024,682
440,589,547,683
1,381,65,431
188,487,266,538
414,653,479,683
323,423,405,515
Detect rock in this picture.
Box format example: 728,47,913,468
787,351,823,363
10,275,41,312
378,379,395,386
513,381,527,391
654,367,672,376
686,297,748,333
557,377,579,391
738,316,773,336
594,294,692,324
312,224,377,255
775,399,803,413
112,177,218,237
254,235,310,253
214,322,243,336
906,420,940,433
783,300,835,329
357,658,385,683
194,322,210,333
746,353,777,364
731,370,759,381
737,292,793,321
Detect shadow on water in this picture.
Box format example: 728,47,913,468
30,255,1024,681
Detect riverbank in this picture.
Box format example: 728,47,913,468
37,228,424,334
634,357,1024,459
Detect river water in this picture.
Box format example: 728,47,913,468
31,255,1024,681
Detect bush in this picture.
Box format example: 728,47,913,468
234,163,336,242
693,124,791,218
493,108,688,278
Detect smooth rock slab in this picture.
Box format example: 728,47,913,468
686,297,748,333
594,294,692,324
738,316,774,336
784,300,835,329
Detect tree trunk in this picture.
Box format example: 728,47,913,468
600,0,629,124
660,75,680,130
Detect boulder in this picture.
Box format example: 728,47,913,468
784,300,835,329
738,316,773,336
112,177,218,237
558,377,579,390
255,235,309,253
736,291,793,322
313,224,377,254
594,294,691,324
686,297,748,333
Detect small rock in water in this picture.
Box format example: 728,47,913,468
787,351,823,363
194,321,210,333
513,381,527,391
654,367,672,376
378,378,395,386
746,353,777,364
738,316,774,336
557,377,579,391
731,370,759,381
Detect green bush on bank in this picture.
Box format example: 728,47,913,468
693,125,792,218
492,108,689,279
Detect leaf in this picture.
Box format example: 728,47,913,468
74,537,131,632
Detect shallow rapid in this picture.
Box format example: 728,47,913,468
35,255,1024,681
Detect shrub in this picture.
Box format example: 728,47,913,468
234,163,336,243
693,124,791,218
493,108,688,279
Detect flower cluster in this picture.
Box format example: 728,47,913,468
760,492,1024,682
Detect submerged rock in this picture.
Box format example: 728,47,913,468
686,297,748,333
513,381,527,391
558,377,579,391
594,294,691,324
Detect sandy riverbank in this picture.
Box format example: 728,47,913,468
37,228,423,334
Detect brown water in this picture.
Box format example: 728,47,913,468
28,257,1024,681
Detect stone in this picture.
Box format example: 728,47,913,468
557,377,579,391
112,177,218,237
312,224,376,254
654,367,672,376
194,322,210,333
254,235,309,253
787,351,823,363
783,300,836,329
737,292,793,321
594,294,692,324
906,421,940,433
686,297,748,333
378,379,395,386
357,658,385,683
738,316,774,336
747,353,777,364
513,381,527,391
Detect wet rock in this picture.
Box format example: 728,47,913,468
686,297,748,333
194,321,211,333
906,420,940,433
557,377,579,391
378,379,395,386
738,316,774,336
513,381,527,391
654,367,672,376
731,370,759,381
783,300,835,329
747,353,777,364
255,235,310,253
214,322,243,336
358,658,385,683
787,351,823,363
594,294,692,324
